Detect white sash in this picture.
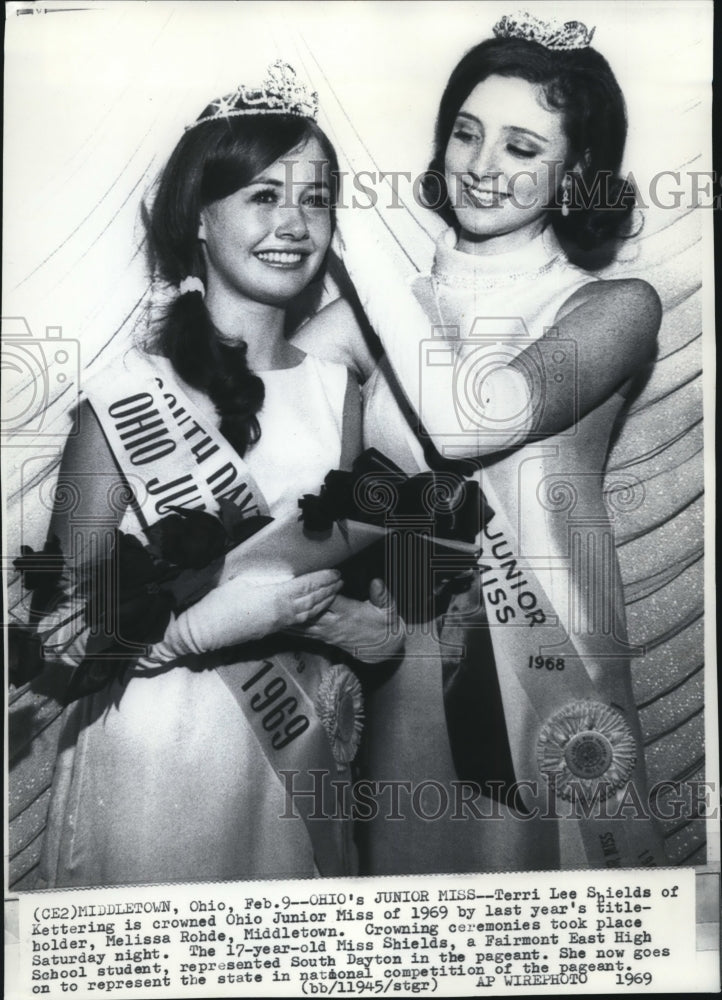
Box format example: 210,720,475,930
463,471,667,868
84,351,355,875
84,352,269,525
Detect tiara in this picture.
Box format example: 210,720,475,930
493,11,595,50
186,61,319,130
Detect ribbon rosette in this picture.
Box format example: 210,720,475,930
537,700,637,801
315,665,364,765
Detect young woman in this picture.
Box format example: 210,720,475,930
302,15,667,872
35,63,391,887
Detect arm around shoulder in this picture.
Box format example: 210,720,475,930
504,277,663,442
414,277,662,460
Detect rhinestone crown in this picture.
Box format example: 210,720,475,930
186,61,318,131
493,11,595,51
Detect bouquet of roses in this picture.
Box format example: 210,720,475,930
10,501,272,702
11,449,485,702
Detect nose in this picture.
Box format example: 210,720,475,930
275,205,309,241
465,140,502,183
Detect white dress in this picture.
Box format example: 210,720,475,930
358,227,656,874
40,353,355,887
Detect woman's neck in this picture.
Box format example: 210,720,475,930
205,286,300,370
455,216,548,257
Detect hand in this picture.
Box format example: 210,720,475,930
302,578,405,663
146,569,343,662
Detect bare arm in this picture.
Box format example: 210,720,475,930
29,400,128,666
48,399,128,562
506,278,661,437
334,215,661,458
360,276,660,458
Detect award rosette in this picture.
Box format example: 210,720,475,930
537,700,637,801
315,664,364,765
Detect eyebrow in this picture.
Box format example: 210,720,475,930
248,177,285,187
455,111,549,144
248,177,330,190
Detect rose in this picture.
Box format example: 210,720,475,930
146,509,227,569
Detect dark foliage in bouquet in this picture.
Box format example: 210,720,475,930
11,501,271,703
298,448,490,624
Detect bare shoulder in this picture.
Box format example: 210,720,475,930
293,299,355,363
293,298,377,382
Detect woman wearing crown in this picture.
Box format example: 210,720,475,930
301,13,668,872
32,63,401,887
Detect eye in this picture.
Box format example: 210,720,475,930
301,191,330,209
250,188,279,205
451,127,479,144
507,145,540,159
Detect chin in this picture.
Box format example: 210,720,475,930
260,281,316,307
454,208,543,241
255,270,318,303
455,207,508,232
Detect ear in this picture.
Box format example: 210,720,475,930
568,149,591,177
197,211,207,242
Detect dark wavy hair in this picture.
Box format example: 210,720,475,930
421,37,635,251
145,114,339,457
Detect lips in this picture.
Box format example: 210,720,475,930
463,187,510,208
255,249,310,267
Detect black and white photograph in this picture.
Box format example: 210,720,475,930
3,0,718,996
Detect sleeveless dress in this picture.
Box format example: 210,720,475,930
359,226,646,874
40,353,355,887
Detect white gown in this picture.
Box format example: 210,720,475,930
40,353,356,887
358,227,656,873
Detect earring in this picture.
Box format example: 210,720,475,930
561,176,571,217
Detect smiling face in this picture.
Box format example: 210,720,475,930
444,74,572,254
198,136,332,307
